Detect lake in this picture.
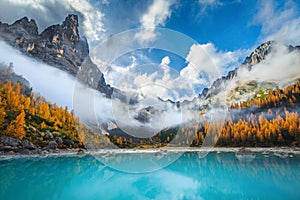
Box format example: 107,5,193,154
0,152,299,200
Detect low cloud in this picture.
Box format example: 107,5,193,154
238,43,300,85
100,55,195,102
180,43,248,93
0,40,195,135
95,42,248,101
0,40,74,108
211,43,300,104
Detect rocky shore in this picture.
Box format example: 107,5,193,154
0,135,85,157
1,136,300,160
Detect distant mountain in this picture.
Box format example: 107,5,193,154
162,41,300,110
200,41,300,100
0,62,31,95
0,14,113,97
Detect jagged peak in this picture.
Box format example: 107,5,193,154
13,17,37,27
242,41,275,66
39,14,80,43
11,17,38,36
62,14,79,27
61,14,79,42
13,16,29,24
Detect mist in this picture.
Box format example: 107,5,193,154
206,43,300,106
0,40,75,108
0,38,299,139
0,40,196,137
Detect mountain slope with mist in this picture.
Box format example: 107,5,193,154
0,14,114,97
105,41,300,147
175,41,300,112
1,14,299,111
0,14,299,148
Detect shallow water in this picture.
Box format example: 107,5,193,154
0,152,299,200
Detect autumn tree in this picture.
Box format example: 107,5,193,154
5,110,26,140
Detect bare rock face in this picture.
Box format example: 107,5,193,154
0,14,113,97
243,41,274,66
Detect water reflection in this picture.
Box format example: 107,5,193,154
0,152,299,200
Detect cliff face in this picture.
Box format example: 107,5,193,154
0,15,113,97
243,41,274,66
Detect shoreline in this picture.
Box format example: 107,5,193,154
0,147,299,160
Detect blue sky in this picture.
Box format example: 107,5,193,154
91,0,300,76
0,0,299,100
97,0,299,50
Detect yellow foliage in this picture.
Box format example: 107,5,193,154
5,110,26,140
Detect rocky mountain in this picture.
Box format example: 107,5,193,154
201,41,300,101
0,14,113,97
242,41,274,67
161,41,300,110
199,41,275,100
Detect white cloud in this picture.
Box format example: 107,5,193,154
180,43,248,91
99,55,194,102
198,0,223,13
0,0,106,47
238,43,300,84
0,40,192,136
135,0,176,43
64,0,106,45
99,43,249,101
161,56,171,65
253,0,300,45
198,0,221,5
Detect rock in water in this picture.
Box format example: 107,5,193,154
77,148,85,155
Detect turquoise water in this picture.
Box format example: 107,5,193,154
0,152,300,200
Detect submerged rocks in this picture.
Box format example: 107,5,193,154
0,136,21,147
274,151,289,159
77,148,85,155
235,148,256,162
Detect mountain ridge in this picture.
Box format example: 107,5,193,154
0,15,299,109
0,14,114,97
161,41,300,109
